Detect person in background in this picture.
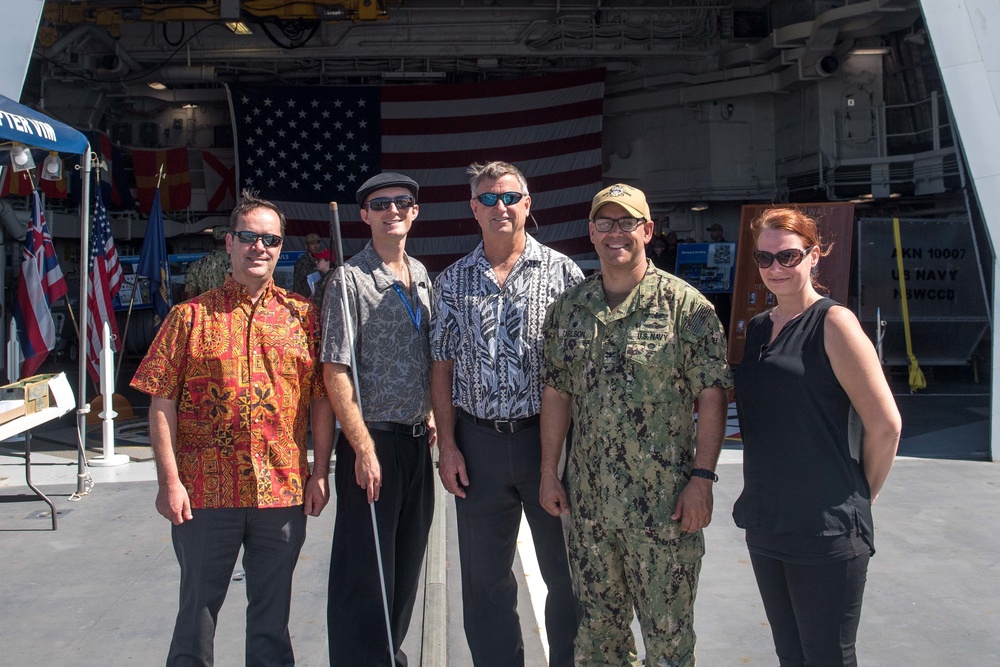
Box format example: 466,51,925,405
432,160,581,667
733,207,901,667
540,182,731,667
294,232,327,297
321,172,434,667
132,191,333,667
183,227,231,299
707,222,726,243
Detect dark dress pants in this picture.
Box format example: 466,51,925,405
750,552,870,667
327,429,434,667
167,506,307,667
454,417,579,667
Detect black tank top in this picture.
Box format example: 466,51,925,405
733,298,874,562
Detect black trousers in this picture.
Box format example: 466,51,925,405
454,416,579,667
750,551,870,667
327,428,434,667
167,506,307,667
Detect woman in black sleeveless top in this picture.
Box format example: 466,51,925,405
733,208,901,667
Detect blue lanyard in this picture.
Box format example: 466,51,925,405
392,283,421,333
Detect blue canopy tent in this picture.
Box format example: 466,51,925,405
0,93,96,495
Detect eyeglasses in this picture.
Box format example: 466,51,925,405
475,191,524,207
231,231,283,248
592,217,645,233
365,195,416,211
752,246,814,268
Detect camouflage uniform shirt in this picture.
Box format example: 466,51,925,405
543,261,733,538
293,252,319,297
184,250,231,298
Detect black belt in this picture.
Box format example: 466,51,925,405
366,421,427,438
459,410,540,434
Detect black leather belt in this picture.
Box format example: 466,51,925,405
459,410,540,434
366,421,427,438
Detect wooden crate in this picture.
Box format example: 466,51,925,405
0,373,57,416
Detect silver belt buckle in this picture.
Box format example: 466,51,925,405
494,420,512,433
411,423,426,438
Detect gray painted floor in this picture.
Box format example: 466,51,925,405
1,380,998,665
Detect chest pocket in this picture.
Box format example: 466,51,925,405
556,331,591,372
623,313,679,403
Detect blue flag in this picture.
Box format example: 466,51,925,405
136,189,171,328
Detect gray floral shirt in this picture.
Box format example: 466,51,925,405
320,243,432,424
431,234,583,420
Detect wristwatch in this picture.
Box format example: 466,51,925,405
688,468,719,482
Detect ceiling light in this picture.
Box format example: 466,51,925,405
690,202,709,212
41,151,63,181
10,143,35,172
851,47,891,56
147,81,167,90
225,21,253,35
317,7,346,20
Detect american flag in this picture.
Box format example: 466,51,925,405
86,186,124,384
13,190,68,378
228,69,604,272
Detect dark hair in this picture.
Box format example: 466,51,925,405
750,207,833,290
467,161,529,197
228,189,287,235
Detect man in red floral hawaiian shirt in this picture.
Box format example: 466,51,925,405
132,191,334,667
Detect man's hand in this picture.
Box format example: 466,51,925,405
303,474,330,516
540,472,569,517
355,447,382,503
156,480,193,525
438,444,469,498
671,477,714,533
426,414,438,449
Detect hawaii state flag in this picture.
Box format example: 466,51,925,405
136,189,171,328
86,186,124,383
228,69,605,272
132,147,191,214
13,190,69,377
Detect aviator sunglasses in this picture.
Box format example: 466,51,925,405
365,195,416,211
231,231,283,248
752,246,814,268
475,191,524,207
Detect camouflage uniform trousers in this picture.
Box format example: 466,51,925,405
568,516,705,667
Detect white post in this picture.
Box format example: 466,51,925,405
88,321,128,466
6,318,20,384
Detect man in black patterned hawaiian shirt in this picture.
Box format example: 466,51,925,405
321,172,435,667
431,161,583,667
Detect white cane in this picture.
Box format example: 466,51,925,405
329,202,397,667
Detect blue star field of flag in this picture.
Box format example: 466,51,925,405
229,85,381,204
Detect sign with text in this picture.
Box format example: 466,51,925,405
857,218,988,365
727,203,855,365
675,242,736,294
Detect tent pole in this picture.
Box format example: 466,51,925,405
74,146,93,497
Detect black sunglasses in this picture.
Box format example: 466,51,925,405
365,195,416,211
231,231,283,248
752,246,813,268
475,191,524,207
592,217,645,233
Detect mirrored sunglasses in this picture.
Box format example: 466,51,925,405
592,217,644,233
365,195,416,211
231,231,283,248
753,246,813,268
475,191,524,207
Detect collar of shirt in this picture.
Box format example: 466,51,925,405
585,260,664,322
221,273,275,304
459,234,544,286
357,242,410,294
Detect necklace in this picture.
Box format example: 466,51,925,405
771,304,808,323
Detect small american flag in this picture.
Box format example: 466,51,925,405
229,70,604,272
13,190,68,377
86,186,124,383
